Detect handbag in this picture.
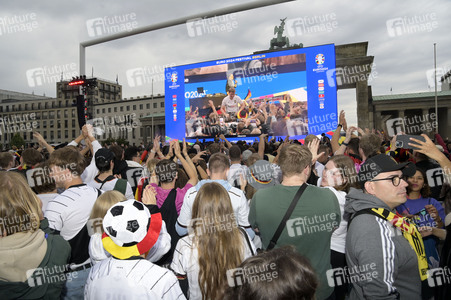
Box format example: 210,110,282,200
259,183,308,252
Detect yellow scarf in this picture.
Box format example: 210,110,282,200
370,207,428,281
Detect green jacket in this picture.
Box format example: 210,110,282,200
0,218,71,300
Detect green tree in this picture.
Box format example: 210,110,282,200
101,137,129,147
102,137,116,146
116,138,129,146
11,133,25,148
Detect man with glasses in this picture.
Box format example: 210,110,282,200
344,154,427,300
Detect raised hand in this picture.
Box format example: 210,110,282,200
173,140,181,156
339,110,347,130
142,185,157,205
307,139,325,164
345,126,357,143
182,138,188,155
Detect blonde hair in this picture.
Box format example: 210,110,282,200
279,144,312,177
191,182,244,300
89,190,126,233
0,172,41,236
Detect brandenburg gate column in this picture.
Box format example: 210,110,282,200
375,110,382,131
356,81,369,129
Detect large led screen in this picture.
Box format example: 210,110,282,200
165,43,337,142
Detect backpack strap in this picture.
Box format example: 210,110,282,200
347,208,375,230
239,227,255,256
95,175,116,190
267,183,307,250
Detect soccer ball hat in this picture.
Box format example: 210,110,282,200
102,199,162,259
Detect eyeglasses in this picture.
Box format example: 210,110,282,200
370,175,406,187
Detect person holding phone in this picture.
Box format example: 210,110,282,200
396,168,445,264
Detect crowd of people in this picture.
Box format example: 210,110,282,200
1,110,451,300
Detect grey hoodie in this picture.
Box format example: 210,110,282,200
344,188,421,300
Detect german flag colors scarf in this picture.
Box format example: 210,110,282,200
367,207,428,281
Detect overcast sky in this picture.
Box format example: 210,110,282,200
1,0,449,126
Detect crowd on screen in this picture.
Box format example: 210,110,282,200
1,110,451,300
185,88,308,138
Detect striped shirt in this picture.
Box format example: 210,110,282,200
85,257,185,300
44,184,99,240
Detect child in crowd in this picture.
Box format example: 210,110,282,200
84,193,185,299
88,190,171,265
171,182,256,300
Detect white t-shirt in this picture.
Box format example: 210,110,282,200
171,231,255,300
221,95,243,114
177,180,251,229
326,186,347,253
87,176,134,199
45,184,99,240
38,193,58,214
85,257,185,300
